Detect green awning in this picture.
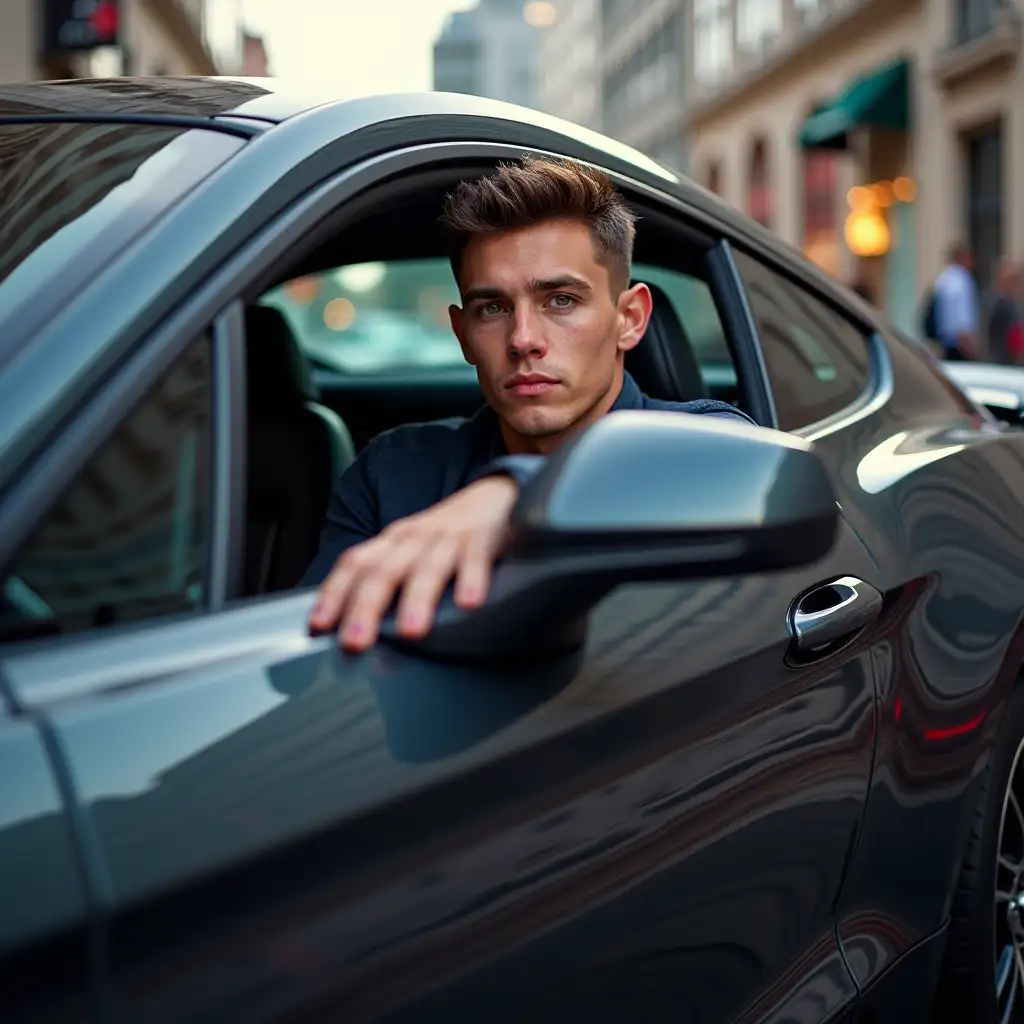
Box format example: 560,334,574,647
799,58,910,150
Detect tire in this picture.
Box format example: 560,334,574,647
934,684,1024,1023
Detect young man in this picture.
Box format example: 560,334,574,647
931,243,979,360
305,156,751,651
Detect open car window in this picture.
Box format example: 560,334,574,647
260,259,469,377
261,257,735,385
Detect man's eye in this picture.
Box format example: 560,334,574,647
550,294,577,309
481,302,504,316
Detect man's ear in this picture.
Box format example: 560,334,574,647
616,282,653,353
449,304,477,366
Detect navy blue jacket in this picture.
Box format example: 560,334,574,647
300,372,752,585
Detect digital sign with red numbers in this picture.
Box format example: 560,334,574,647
43,0,120,55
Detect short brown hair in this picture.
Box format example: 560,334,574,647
440,155,638,294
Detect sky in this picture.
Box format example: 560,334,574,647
207,0,478,96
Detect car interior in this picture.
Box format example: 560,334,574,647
239,164,753,598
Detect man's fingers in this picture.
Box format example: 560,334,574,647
338,540,420,650
309,544,379,632
395,537,461,638
453,533,497,610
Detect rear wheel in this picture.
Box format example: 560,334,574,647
936,686,1024,1024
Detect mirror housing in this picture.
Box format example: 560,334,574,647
381,411,839,662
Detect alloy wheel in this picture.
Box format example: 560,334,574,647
995,732,1024,1023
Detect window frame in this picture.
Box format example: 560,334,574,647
0,137,779,666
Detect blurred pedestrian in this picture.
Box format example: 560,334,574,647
985,257,1023,365
927,242,979,360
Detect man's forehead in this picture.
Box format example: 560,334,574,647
459,220,606,287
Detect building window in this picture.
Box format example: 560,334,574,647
793,0,826,28
955,0,1005,45
737,0,781,59
748,138,772,227
966,122,1003,295
602,10,681,138
695,0,733,86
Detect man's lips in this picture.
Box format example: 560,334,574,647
505,374,560,396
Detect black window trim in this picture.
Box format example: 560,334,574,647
710,240,777,428
209,301,247,607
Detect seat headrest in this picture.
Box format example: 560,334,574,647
625,281,708,403
245,306,319,416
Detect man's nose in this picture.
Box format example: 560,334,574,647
508,303,546,356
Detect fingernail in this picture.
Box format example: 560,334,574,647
399,609,423,630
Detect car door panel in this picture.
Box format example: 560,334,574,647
3,514,878,1023
805,352,1024,990
0,711,93,1023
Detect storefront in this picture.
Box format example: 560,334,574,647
797,57,918,331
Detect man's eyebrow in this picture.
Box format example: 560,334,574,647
461,285,507,304
461,275,594,305
529,275,593,293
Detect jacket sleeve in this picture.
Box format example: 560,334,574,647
298,451,381,587
467,453,547,490
469,404,755,491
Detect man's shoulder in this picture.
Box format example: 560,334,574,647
639,393,755,423
366,413,484,461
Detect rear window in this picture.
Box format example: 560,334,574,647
0,121,244,354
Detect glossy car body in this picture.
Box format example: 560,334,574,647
0,77,1023,1024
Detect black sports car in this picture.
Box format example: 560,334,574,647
1,77,1024,1024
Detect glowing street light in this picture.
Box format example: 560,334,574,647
524,1,558,28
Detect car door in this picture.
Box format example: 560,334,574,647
0,145,879,1024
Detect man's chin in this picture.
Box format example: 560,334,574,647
505,409,575,439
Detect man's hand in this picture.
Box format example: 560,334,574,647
309,476,519,651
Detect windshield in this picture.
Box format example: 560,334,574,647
0,121,245,359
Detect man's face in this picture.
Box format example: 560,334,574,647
449,218,651,454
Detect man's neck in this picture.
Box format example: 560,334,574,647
499,369,625,456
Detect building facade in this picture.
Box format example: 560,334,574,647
0,0,221,82
684,0,1024,334
433,0,539,109
535,0,603,131
601,0,688,170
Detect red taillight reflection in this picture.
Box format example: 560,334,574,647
924,709,987,742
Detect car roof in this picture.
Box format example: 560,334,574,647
0,76,851,313
0,76,748,223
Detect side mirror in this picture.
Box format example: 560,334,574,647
381,411,838,662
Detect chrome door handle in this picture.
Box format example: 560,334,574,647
788,576,882,651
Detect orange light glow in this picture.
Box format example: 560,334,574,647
323,297,356,331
